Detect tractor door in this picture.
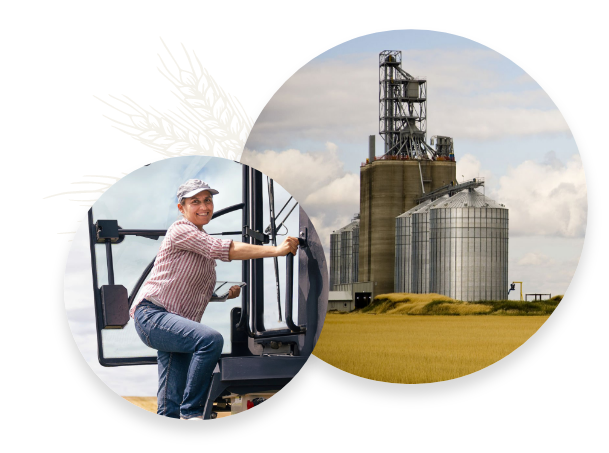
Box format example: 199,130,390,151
88,158,246,365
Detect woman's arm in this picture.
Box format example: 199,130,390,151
229,236,298,260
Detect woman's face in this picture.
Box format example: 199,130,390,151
178,190,214,229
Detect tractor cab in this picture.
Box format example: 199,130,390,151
87,160,328,418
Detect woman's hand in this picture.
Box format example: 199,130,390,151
276,236,299,257
227,285,241,299
228,237,299,260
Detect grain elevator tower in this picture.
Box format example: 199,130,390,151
380,50,430,158
358,51,457,296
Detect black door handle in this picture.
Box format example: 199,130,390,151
285,240,307,334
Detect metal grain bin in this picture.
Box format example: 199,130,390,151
330,217,360,289
329,230,341,289
395,211,411,293
394,199,437,293
429,190,508,301
351,225,359,284
340,219,360,285
410,196,449,294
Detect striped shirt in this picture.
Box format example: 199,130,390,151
129,218,233,323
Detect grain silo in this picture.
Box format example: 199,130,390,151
358,50,456,296
329,230,341,288
330,215,360,289
411,195,452,294
331,50,510,305
339,217,360,285
395,199,432,293
429,190,508,301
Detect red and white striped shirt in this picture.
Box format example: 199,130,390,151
129,218,233,323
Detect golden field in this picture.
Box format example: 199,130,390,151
122,397,231,418
313,314,549,383
123,396,158,413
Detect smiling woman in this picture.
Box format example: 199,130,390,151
178,179,218,229
130,177,299,420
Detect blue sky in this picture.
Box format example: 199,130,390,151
316,30,486,57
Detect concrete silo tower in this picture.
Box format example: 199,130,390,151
358,51,457,296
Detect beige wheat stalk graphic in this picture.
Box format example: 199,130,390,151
98,40,253,161
42,173,127,242
47,41,253,239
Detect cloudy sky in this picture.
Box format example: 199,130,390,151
64,156,300,395
241,30,586,298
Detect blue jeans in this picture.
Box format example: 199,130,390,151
133,299,224,419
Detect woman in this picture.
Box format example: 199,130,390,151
130,179,298,420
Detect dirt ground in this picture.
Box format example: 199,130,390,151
123,397,231,418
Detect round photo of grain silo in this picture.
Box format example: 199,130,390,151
240,30,587,384
64,156,328,418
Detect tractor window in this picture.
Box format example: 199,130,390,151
261,178,300,330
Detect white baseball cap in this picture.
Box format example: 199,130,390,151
177,179,219,201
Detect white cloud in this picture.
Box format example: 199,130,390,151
517,252,556,267
241,144,360,252
457,153,498,200
241,143,351,207
247,56,378,149
304,173,359,207
432,105,568,141
495,152,587,237
457,153,482,179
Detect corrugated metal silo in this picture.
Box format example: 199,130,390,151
351,223,359,284
394,211,411,293
330,217,360,289
339,219,360,285
429,190,508,301
410,196,449,293
395,199,431,293
329,230,341,288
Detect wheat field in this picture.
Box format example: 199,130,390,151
313,314,549,383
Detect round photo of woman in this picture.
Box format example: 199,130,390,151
64,155,328,419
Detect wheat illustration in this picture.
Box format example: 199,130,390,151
48,41,253,238
98,39,253,161
42,173,127,242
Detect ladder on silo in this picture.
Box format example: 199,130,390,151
418,161,432,193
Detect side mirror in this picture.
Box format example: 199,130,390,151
100,285,129,329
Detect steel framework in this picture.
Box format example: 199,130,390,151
379,50,436,159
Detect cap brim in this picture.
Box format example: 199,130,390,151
182,188,219,198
